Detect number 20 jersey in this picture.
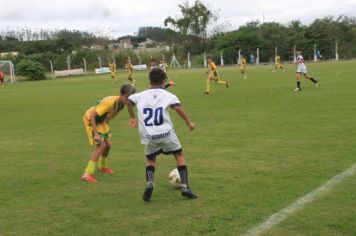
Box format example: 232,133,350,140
128,88,181,144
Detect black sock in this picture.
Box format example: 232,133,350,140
310,77,317,83
178,165,188,188
146,166,155,185
297,81,301,88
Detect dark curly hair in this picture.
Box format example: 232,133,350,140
149,68,167,85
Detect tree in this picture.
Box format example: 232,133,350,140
164,0,216,53
16,59,46,80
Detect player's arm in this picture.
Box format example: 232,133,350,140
89,110,102,144
127,100,137,128
173,105,195,131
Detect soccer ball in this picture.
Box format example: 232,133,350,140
169,168,181,188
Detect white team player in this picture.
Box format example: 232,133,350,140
127,67,197,202
294,48,319,91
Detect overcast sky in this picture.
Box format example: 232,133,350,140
1,0,356,38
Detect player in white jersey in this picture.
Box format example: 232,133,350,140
127,68,197,201
294,48,319,91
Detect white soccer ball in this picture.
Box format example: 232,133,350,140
169,168,181,188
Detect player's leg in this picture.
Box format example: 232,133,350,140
173,152,197,199
143,158,156,202
304,74,318,87
294,72,302,91
98,139,114,174
81,141,108,182
143,141,160,201
206,77,211,95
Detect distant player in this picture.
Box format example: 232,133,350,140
150,58,158,70
81,84,136,183
240,55,247,79
294,48,318,91
109,60,117,80
125,58,135,85
159,58,175,89
0,70,5,88
273,54,285,72
206,56,229,95
127,68,197,201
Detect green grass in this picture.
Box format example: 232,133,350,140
1,61,355,235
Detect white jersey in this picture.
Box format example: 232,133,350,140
296,55,307,74
159,63,168,73
128,88,180,144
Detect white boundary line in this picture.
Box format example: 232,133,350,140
243,163,356,236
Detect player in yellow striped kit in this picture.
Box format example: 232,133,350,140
125,58,135,85
205,56,229,95
240,56,247,79
81,84,136,183
109,60,117,79
273,54,285,72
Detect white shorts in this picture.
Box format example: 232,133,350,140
297,67,307,74
144,131,182,159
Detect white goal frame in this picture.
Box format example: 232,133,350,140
0,60,16,83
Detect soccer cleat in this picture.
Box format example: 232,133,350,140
205,91,210,95
168,80,176,86
294,87,302,92
143,182,154,202
98,167,114,174
315,81,319,88
225,81,229,88
181,187,198,199
81,173,98,183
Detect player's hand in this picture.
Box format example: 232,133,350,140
129,118,137,128
94,133,102,144
188,122,196,131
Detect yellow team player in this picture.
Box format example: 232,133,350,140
125,58,135,85
81,84,136,183
240,55,247,79
109,60,117,79
273,54,285,72
206,56,229,95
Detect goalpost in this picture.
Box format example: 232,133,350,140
0,60,16,83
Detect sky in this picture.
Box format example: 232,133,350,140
1,0,356,38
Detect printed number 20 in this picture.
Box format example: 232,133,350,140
143,107,163,126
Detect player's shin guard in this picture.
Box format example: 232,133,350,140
84,160,97,175
177,165,188,188
146,166,155,185
297,80,301,89
206,79,211,94
310,77,318,83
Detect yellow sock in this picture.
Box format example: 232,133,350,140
99,156,107,169
84,160,97,175
218,80,226,85
206,79,211,93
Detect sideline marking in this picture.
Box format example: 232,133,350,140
243,163,356,236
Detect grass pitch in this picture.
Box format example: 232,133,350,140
1,61,355,235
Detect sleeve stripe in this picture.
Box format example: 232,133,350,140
170,103,181,108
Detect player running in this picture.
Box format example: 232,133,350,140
125,58,135,85
294,48,318,91
81,84,136,183
159,58,175,89
127,68,197,201
240,55,247,79
205,56,229,95
273,54,285,72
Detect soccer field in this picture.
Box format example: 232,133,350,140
1,61,355,235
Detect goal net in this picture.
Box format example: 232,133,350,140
0,61,16,83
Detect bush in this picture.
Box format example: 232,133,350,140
16,59,46,80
